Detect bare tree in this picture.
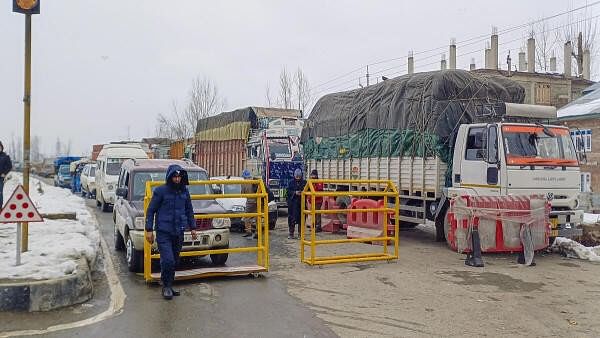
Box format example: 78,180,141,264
294,67,312,115
55,137,62,157
278,67,294,109
530,21,559,72
155,76,226,141
563,9,598,77
65,139,72,155
265,82,274,107
31,135,41,162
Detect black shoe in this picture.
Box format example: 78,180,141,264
162,287,173,300
170,287,180,296
242,233,252,237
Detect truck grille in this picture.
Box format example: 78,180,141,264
195,218,212,230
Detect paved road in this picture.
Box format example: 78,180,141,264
1,189,337,338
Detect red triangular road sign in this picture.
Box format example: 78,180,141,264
0,185,44,223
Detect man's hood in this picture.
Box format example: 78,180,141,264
165,164,189,185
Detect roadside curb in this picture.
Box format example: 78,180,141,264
0,257,93,312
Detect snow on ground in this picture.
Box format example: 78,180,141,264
552,237,600,263
583,213,600,225
0,173,99,280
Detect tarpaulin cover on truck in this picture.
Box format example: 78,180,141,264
301,70,525,162
196,107,302,141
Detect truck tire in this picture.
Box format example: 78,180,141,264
434,202,449,242
114,224,125,251
210,253,228,266
126,234,142,272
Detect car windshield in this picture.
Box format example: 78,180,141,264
131,170,209,200
106,158,125,175
502,125,578,166
267,138,291,158
59,166,70,174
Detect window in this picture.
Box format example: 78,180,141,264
581,172,591,192
570,129,592,152
465,127,486,161
535,83,551,105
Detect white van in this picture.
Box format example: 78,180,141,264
96,144,148,212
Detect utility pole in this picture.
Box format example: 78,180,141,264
13,0,41,252
366,65,370,86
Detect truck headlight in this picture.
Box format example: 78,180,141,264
570,198,580,210
212,218,231,228
108,184,114,191
135,217,145,229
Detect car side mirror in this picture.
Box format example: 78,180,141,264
116,187,128,198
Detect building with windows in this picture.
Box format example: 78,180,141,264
471,69,593,109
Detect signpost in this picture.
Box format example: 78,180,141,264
0,185,43,265
13,0,41,252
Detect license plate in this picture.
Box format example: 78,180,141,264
185,235,209,244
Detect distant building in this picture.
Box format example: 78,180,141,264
471,69,593,108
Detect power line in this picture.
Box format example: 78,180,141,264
310,1,600,93
313,11,600,96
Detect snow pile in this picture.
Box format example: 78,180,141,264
0,173,99,280
583,213,600,225
551,237,600,263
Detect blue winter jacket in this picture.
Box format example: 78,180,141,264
145,164,196,235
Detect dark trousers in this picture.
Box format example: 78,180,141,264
156,231,183,288
288,202,301,235
0,178,4,208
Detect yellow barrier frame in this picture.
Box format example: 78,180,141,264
301,179,400,265
143,179,269,282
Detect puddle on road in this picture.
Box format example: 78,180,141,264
438,270,544,292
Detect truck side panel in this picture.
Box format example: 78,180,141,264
306,157,446,198
196,140,246,176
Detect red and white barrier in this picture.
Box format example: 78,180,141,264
346,198,395,245
447,195,550,253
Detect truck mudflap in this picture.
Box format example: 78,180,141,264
550,210,583,238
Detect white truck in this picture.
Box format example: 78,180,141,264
302,70,583,244
96,143,149,212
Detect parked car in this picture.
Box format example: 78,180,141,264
96,143,149,212
211,176,278,232
113,159,231,272
80,163,97,198
54,164,71,188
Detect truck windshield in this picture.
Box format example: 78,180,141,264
106,158,125,175
502,125,578,166
131,171,209,200
267,138,291,158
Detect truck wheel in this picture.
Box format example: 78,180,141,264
126,234,142,272
210,253,228,266
114,224,125,251
434,203,449,242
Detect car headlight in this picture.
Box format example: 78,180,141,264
135,217,145,229
108,184,114,191
212,218,231,228
232,205,245,212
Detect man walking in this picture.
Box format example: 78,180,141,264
287,169,306,239
145,164,197,300
0,141,13,208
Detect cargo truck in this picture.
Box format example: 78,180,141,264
302,70,583,244
196,106,304,207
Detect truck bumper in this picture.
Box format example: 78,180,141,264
550,210,583,238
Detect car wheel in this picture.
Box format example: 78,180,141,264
210,252,228,266
126,234,142,272
114,224,125,251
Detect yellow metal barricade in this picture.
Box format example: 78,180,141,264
143,179,269,282
301,179,400,265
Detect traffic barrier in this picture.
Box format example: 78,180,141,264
320,196,343,233
143,179,269,283
447,194,550,253
346,198,395,245
301,179,400,266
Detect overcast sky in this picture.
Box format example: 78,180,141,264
1,0,596,156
